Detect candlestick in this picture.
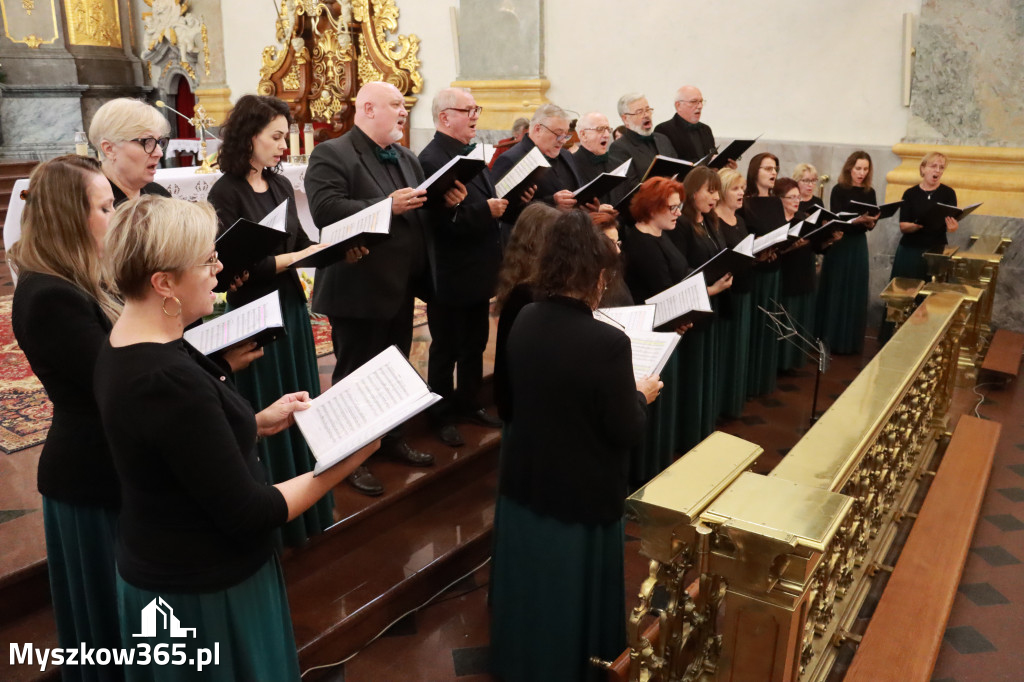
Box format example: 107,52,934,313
303,123,315,155
289,123,300,158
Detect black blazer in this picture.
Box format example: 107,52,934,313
491,135,582,226
304,125,432,319
12,272,118,508
207,170,313,307
608,128,678,205
653,114,716,163
417,131,502,304
502,296,647,525
572,146,618,187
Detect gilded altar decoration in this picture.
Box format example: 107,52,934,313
1,0,58,48
63,0,121,47
258,0,422,142
141,0,210,88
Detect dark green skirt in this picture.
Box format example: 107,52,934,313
889,243,929,282
748,269,781,396
778,291,816,372
676,319,719,454
718,290,752,418
630,350,679,489
42,496,123,682
816,232,868,355
490,495,626,682
231,283,333,546
117,558,299,682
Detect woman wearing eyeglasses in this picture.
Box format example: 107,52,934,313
88,98,172,206
94,196,379,681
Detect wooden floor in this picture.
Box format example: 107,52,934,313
1,246,1022,680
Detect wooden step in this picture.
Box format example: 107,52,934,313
981,328,1024,378
845,415,1001,681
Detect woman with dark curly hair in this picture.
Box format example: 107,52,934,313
207,95,333,544
490,210,660,682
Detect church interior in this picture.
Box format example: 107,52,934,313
1,1,1023,680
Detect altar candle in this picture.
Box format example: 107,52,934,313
289,123,300,158
303,123,315,155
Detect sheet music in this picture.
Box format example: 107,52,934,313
294,346,441,474
416,153,484,192
183,291,282,355
806,208,822,225
752,224,790,253
594,304,656,332
494,146,550,198
319,197,393,245
646,273,710,327
788,221,804,238
258,199,289,232
627,331,681,379
734,233,754,257
572,158,630,197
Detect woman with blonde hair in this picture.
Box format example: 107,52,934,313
88,97,172,205
892,151,958,280
93,196,378,680
10,155,124,680
792,163,825,214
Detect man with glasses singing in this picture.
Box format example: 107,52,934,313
417,88,506,448
492,102,582,227
655,85,732,166
608,92,677,206
572,111,618,186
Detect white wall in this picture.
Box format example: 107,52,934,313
219,1,921,147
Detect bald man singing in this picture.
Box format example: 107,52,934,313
655,85,727,165
572,111,617,186
305,81,466,495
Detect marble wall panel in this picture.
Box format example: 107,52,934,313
0,96,81,149
457,0,543,80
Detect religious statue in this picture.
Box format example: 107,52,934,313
142,0,210,83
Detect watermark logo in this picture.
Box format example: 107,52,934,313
133,598,196,639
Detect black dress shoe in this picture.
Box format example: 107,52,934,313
437,424,465,447
388,440,435,467
461,408,503,429
347,465,384,496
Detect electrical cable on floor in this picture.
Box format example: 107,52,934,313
300,555,493,678
972,381,999,419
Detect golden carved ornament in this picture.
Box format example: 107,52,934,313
351,0,421,93
1,0,58,48
22,0,32,14
64,0,121,48
282,62,302,91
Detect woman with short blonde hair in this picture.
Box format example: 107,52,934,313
88,97,172,205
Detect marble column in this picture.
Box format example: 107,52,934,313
451,0,548,132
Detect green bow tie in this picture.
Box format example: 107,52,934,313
374,146,399,165
459,142,478,156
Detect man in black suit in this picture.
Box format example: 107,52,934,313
491,103,582,231
654,85,735,168
305,81,466,496
608,92,678,207
418,87,506,447
572,111,617,186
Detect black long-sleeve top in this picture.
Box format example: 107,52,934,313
502,296,647,524
718,212,753,294
207,170,313,308
494,284,534,423
12,272,118,508
653,114,716,162
670,214,726,267
898,183,957,250
94,339,289,592
572,146,618,187
741,196,786,272
621,224,691,303
829,184,877,236
108,179,171,207
778,211,817,296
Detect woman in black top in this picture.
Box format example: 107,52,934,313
773,177,816,371
817,151,878,355
10,155,123,681
592,212,634,307
88,98,172,206
621,176,691,302
207,95,334,538
490,210,660,682
94,196,378,681
892,151,959,280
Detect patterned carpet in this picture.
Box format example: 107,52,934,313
0,295,51,454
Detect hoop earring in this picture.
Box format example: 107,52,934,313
162,296,182,317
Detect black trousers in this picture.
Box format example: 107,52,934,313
426,298,491,423
328,297,414,444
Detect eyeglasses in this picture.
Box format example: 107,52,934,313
624,107,654,117
784,193,801,201
130,136,170,154
667,203,683,214
760,166,778,172
798,178,818,184
539,123,571,143
582,126,613,134
676,98,707,106
444,106,483,117
195,251,220,270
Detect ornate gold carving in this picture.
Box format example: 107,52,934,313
356,34,383,86
142,0,205,85
64,0,121,48
22,0,33,14
200,20,210,77
178,60,196,82
351,0,421,93
282,62,302,91
1,0,59,48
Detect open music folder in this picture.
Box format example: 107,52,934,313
215,199,289,292
922,201,983,223
572,159,630,205
707,136,760,169
594,305,680,379
183,291,285,356
291,197,393,269
691,234,755,284
494,146,551,199
416,150,488,203
295,346,442,475
642,154,695,182
849,200,903,220
645,272,713,331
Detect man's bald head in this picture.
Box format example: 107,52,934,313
355,81,408,147
674,85,704,124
